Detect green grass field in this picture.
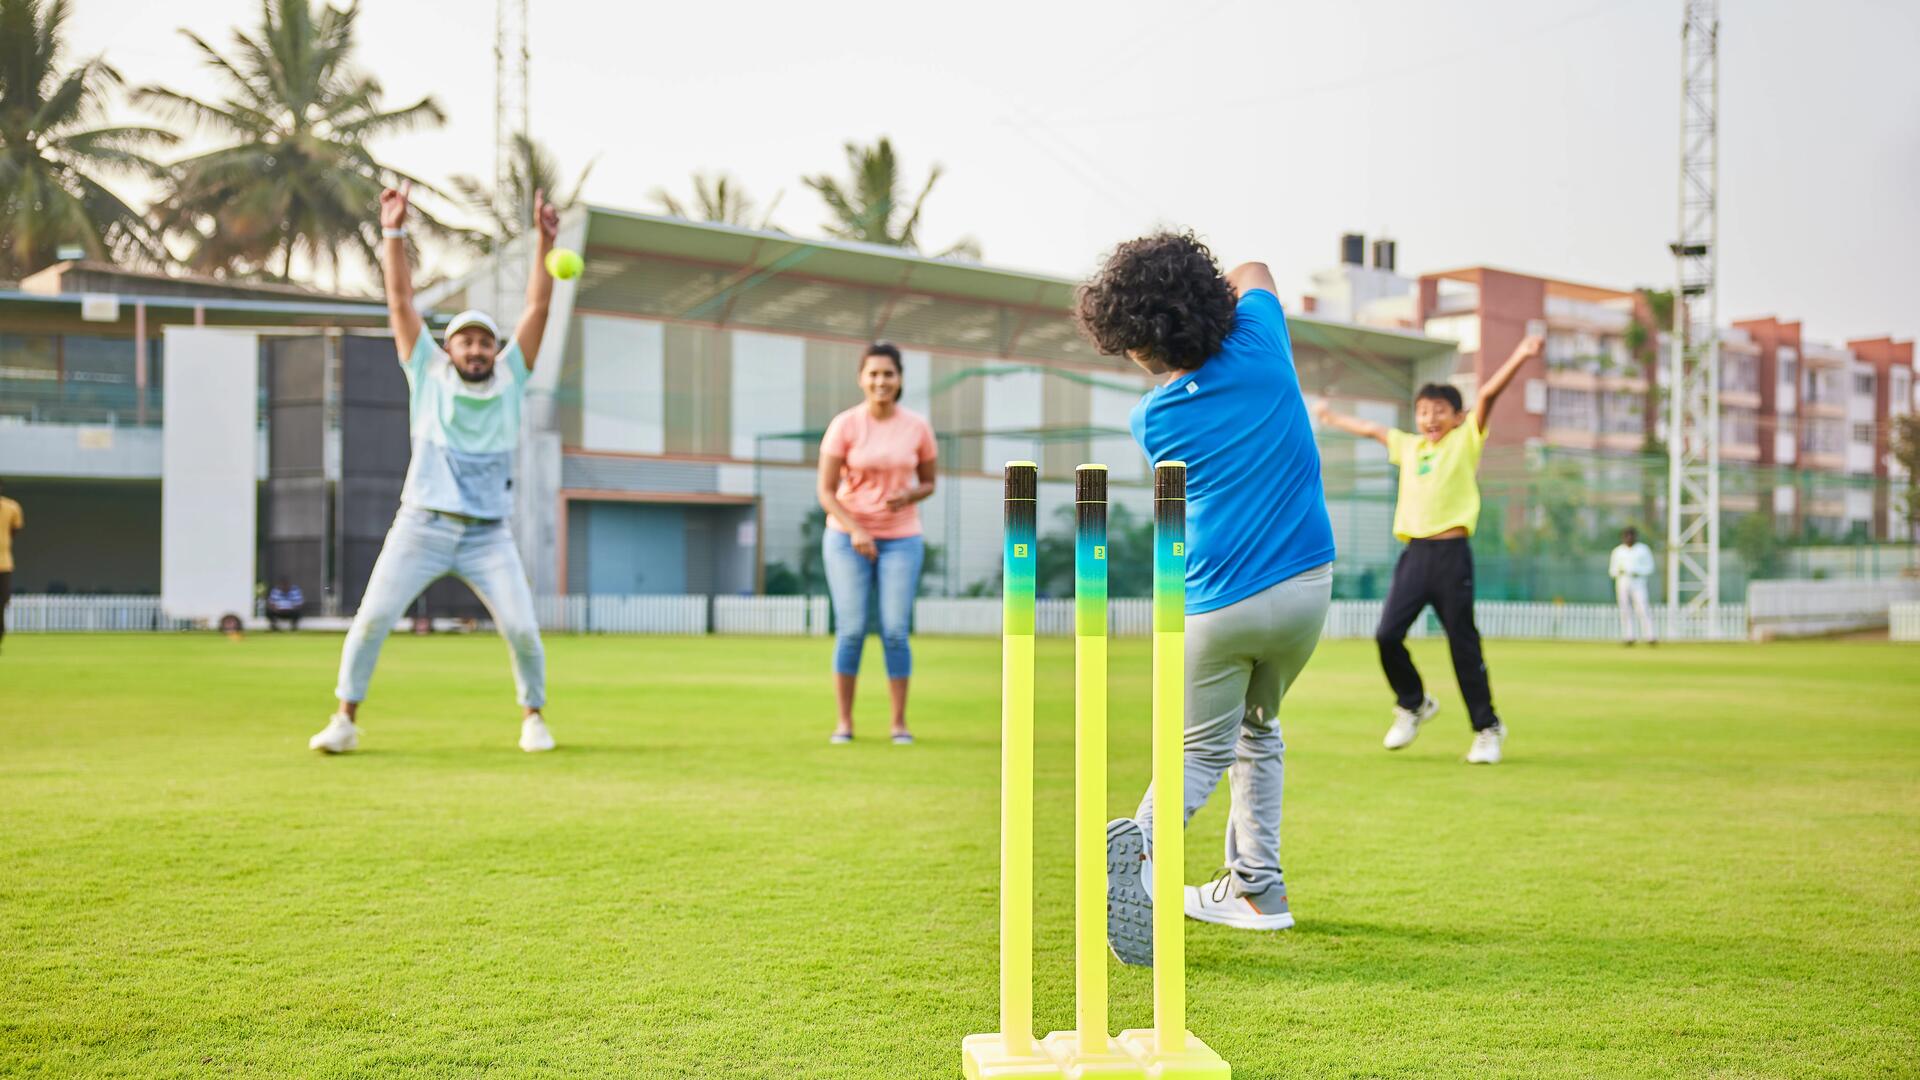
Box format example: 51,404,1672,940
3,633,1917,1078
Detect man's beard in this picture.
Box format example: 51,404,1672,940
455,361,494,383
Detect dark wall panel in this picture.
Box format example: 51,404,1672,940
338,334,483,618
264,336,325,607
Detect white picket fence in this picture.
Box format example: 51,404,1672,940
1326,600,1747,642
1747,579,1920,639
914,597,1745,641
712,595,832,636
1891,602,1920,642
0,592,1813,643
4,595,191,632
911,598,1159,637
533,594,711,635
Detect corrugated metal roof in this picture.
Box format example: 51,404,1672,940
433,203,1456,366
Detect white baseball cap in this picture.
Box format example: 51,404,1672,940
442,309,499,342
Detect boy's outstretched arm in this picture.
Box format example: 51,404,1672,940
1223,261,1277,297
1474,334,1544,432
1313,398,1391,447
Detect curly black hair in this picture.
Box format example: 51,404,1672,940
1075,231,1236,371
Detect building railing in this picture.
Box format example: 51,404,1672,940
0,379,166,427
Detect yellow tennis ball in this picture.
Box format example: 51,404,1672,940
545,247,583,280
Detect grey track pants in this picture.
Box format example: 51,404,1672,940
1135,563,1331,902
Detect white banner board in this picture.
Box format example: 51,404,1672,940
161,328,259,622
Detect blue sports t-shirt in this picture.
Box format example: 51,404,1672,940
1129,288,1336,615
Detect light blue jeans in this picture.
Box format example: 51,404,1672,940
335,507,546,707
822,530,924,678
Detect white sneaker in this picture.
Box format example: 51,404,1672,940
1184,871,1294,931
1466,723,1506,764
519,713,556,753
309,714,358,754
1383,694,1439,750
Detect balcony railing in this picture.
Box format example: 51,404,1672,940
0,379,165,427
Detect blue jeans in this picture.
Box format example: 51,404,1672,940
336,508,546,707
822,530,924,679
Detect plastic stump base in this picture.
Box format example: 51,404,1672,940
962,1030,1228,1079
1114,1029,1231,1080
1040,1031,1149,1079
963,1032,1064,1079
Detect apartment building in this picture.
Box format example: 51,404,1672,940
1310,235,1916,542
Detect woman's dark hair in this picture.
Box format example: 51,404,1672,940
1415,383,1464,412
1075,231,1236,371
861,341,904,402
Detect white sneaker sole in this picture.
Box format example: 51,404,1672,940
1183,891,1296,931
520,736,556,753
309,737,355,754
1105,819,1153,967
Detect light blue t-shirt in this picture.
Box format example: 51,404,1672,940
1129,288,1336,615
398,333,528,520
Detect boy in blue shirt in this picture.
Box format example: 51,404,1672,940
1076,232,1335,959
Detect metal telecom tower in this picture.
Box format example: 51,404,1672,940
493,0,530,307
1667,0,1721,631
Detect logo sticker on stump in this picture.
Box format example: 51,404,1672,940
1172,542,1184,557
1014,544,1027,557
1094,546,1105,560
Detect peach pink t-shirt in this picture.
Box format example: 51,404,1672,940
821,404,938,539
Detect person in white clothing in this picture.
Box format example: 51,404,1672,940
307,182,561,755
1609,527,1657,646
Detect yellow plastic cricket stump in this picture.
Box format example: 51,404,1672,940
962,461,1228,1080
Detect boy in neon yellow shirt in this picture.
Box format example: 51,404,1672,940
1316,335,1541,764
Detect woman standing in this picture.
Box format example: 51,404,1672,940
817,343,938,744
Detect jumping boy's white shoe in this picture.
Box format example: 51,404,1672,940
519,713,556,753
1184,871,1294,931
1383,694,1439,750
309,714,358,754
1466,723,1506,764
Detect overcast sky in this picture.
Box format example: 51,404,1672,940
68,0,1920,343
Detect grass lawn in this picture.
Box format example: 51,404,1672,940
2,632,1917,1078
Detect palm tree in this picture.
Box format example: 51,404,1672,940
651,170,781,230
449,133,593,254
802,137,979,259
134,0,446,285
0,0,174,279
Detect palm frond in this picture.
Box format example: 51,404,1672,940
327,94,443,141
132,85,265,138
895,162,943,251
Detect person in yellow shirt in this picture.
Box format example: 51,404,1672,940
1315,335,1541,764
0,479,22,653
